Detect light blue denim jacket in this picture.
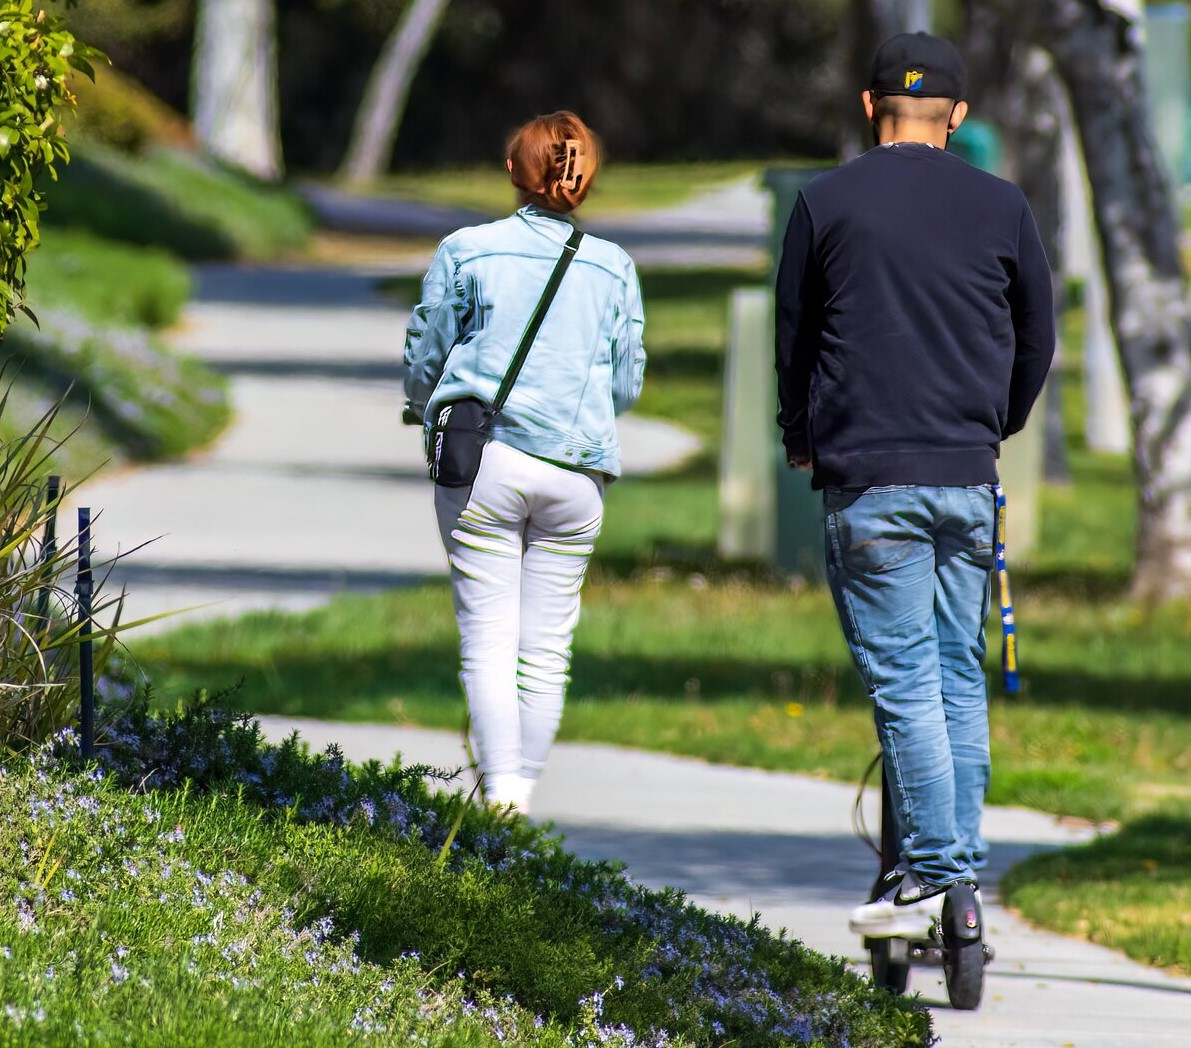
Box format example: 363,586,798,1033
403,205,646,476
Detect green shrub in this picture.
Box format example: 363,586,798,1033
0,751,612,1046
25,229,192,329
0,0,102,334
41,140,314,260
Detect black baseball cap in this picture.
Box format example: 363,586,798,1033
870,31,967,100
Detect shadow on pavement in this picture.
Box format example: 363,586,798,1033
106,563,432,595
191,265,393,308
298,184,494,239
209,358,405,381
545,824,1074,905
297,183,768,250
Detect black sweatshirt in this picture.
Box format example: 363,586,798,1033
775,143,1056,490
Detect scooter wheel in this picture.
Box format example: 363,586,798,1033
943,935,983,1009
869,938,910,995
942,887,984,1010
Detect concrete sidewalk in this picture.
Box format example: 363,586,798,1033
258,716,1191,1048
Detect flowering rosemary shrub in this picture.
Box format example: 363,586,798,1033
0,1,102,334
1,692,937,1047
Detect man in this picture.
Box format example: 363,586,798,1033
774,32,1055,937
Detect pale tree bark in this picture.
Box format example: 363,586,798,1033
979,0,1191,600
339,0,452,186
841,0,907,159
962,3,1071,482
894,0,933,32
191,0,283,181
1007,49,1071,484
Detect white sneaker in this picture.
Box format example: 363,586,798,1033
482,772,534,815
849,870,947,939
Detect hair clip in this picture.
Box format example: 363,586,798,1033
560,138,587,192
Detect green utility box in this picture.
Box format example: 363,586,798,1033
763,167,828,580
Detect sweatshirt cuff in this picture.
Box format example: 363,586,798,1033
782,430,810,460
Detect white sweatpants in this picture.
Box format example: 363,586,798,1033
434,440,604,802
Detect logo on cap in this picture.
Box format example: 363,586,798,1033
905,70,924,91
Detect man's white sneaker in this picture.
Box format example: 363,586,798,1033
849,870,947,939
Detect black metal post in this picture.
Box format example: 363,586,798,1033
880,764,900,876
75,507,94,760
35,475,60,625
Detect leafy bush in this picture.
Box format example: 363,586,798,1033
0,0,102,334
16,692,935,1048
41,140,313,260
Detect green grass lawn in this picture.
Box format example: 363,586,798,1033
25,229,192,329
41,140,313,261
358,161,764,219
0,133,323,476
1000,812,1191,975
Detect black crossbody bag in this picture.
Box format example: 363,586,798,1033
428,227,585,487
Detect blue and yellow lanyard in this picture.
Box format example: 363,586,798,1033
993,484,1019,694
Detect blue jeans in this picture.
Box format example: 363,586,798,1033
824,484,995,887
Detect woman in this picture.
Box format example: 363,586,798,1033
403,111,646,814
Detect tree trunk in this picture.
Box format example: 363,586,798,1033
338,0,452,186
895,0,933,32
995,43,1072,483
981,0,1191,600
840,0,903,160
191,0,283,181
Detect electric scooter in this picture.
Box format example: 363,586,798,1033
860,764,992,1009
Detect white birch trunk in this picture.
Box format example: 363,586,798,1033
841,0,905,159
983,0,1191,600
995,45,1074,480
191,0,283,181
895,0,933,32
339,0,452,186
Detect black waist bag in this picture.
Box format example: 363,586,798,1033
428,397,491,488
424,226,584,487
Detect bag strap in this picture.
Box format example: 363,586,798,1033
492,226,585,414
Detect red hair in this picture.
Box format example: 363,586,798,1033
506,111,601,213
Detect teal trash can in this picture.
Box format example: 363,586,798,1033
764,166,828,581
949,119,1002,174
